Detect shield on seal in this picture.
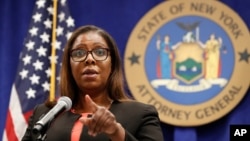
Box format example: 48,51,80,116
172,42,205,84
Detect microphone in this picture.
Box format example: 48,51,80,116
33,96,72,134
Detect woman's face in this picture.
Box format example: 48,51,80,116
70,31,111,93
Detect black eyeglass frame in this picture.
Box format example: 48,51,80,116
70,48,110,62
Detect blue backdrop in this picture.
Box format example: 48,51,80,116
0,0,249,141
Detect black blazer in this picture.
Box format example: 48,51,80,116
22,100,164,141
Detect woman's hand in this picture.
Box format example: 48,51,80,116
79,95,125,140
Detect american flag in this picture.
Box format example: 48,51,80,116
3,0,75,140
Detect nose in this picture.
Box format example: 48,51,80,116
85,52,95,64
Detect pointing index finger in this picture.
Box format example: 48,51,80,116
85,95,98,112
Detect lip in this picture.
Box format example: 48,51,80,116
83,68,98,74
82,69,98,78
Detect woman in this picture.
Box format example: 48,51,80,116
22,25,164,141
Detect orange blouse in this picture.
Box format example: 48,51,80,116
71,111,90,141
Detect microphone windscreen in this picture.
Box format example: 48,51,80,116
58,96,72,111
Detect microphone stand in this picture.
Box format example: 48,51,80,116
36,134,47,141
33,117,52,141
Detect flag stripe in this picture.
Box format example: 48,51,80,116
5,111,18,141
5,85,27,141
2,130,7,141
9,85,27,140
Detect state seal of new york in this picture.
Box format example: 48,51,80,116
124,0,250,126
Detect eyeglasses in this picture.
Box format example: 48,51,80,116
70,48,110,62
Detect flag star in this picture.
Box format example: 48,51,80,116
55,40,62,50
36,0,46,9
61,0,66,6
66,16,75,27
44,18,52,29
47,6,53,15
57,76,60,83
22,55,32,65
42,81,50,92
33,60,44,70
29,27,39,36
26,88,36,99
58,12,65,22
29,74,40,85
45,68,51,77
40,32,50,43
49,55,58,64
57,26,64,36
25,40,35,50
36,46,47,57
19,69,29,79
32,12,42,23
66,31,73,40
